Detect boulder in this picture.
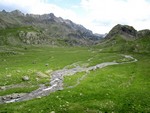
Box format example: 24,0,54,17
22,76,29,81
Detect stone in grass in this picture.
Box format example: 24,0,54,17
6,74,11,77
45,63,49,67
22,76,30,81
36,96,41,99
50,111,55,113
0,86,6,90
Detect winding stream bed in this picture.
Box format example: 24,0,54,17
0,55,137,104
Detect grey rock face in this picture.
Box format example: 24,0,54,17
138,29,150,37
105,24,150,41
105,24,138,40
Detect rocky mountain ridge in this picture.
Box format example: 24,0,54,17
0,10,101,46
105,24,150,40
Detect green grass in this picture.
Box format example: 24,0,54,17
0,46,94,95
96,34,150,53
0,26,37,36
0,46,125,86
0,86,38,96
0,46,149,113
64,72,86,88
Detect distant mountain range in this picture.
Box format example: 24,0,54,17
0,10,149,51
0,10,103,46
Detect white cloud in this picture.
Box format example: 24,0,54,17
80,0,150,33
0,0,150,33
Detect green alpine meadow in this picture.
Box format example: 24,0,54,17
0,10,150,113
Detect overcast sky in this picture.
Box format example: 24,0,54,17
0,0,150,34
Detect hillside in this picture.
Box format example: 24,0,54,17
0,10,101,46
97,24,150,53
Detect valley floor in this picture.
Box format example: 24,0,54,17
0,46,149,113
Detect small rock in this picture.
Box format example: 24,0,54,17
36,96,41,99
2,97,7,100
0,86,6,90
6,74,11,77
45,63,49,67
22,76,29,81
50,111,55,113
16,94,20,98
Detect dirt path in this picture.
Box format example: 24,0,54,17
0,55,137,104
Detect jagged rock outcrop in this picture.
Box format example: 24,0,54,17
105,24,150,40
105,24,138,40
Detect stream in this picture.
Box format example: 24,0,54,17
0,55,137,104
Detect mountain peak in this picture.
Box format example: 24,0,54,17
106,24,137,40
49,13,55,17
2,10,7,13
10,10,24,16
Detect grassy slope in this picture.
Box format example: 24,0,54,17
0,46,149,113
0,46,125,86
0,26,91,46
0,26,38,46
0,47,91,88
96,35,150,53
